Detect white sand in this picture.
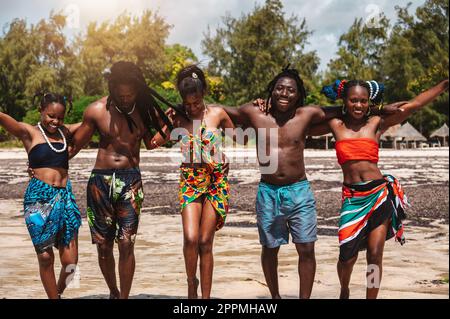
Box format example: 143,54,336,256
0,200,447,299
0,148,447,299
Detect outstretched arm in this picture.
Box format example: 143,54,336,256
65,122,82,136
307,121,332,136
221,102,254,128
219,108,236,132
311,106,342,124
69,105,98,159
218,107,251,145
305,103,400,125
379,79,449,134
0,112,32,146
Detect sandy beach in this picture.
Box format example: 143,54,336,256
0,147,448,299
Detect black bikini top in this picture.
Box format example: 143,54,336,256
28,143,69,170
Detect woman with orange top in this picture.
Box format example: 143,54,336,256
319,79,449,299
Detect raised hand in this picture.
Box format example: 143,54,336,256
381,101,408,115
166,108,177,121
253,98,269,113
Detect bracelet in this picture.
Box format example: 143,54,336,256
375,103,384,115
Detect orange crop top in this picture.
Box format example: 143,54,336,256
335,138,379,166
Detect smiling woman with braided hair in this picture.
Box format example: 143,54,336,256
319,78,449,299
70,61,185,299
1,92,82,299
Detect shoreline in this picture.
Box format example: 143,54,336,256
0,147,448,160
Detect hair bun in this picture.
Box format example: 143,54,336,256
321,79,346,101
321,85,338,101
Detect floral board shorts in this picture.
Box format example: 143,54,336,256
86,168,144,244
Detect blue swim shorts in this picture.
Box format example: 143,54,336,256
255,179,318,248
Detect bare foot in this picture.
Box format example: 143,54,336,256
109,290,120,299
340,287,350,299
187,277,199,299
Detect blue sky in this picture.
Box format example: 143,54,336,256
0,0,426,71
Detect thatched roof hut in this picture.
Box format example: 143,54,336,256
430,123,449,147
380,124,401,141
380,122,426,148
394,122,427,142
430,123,449,138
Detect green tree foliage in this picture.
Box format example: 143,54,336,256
1,1,448,141
77,10,172,95
202,0,320,104
0,12,81,120
161,44,229,103
325,0,448,136
163,44,198,85
381,0,449,136
325,15,390,82
22,95,102,125
0,19,34,119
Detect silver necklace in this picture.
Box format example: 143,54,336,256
37,122,67,153
115,103,136,115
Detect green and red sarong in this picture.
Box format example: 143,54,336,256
338,175,408,261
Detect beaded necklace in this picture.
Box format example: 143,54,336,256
37,122,67,153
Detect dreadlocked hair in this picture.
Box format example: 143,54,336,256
321,80,385,105
33,92,73,114
176,65,207,101
266,65,307,114
106,61,186,138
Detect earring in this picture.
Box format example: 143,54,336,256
366,107,371,116
342,105,347,115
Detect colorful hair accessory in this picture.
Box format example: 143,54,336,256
337,80,347,99
321,85,338,101
370,80,380,101
366,81,373,100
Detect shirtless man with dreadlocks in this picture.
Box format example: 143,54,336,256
70,61,183,299
222,67,402,299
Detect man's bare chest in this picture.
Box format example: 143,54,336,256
96,111,147,142
252,119,306,148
